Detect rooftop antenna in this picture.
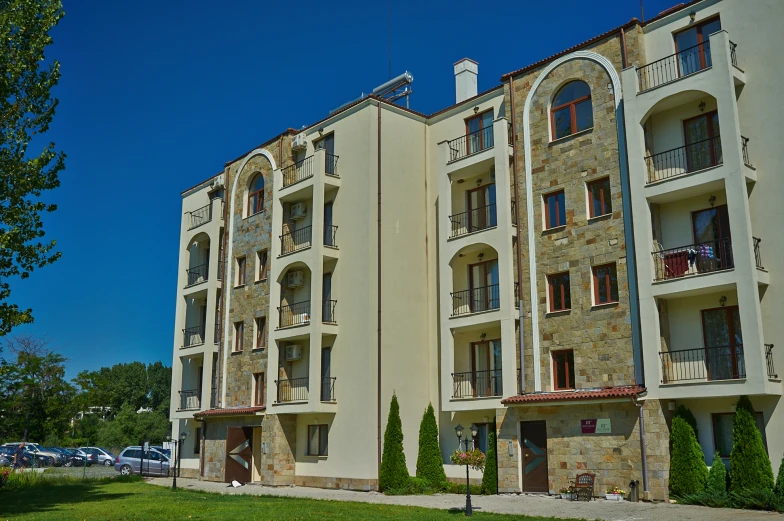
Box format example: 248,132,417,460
387,0,392,79
640,0,645,21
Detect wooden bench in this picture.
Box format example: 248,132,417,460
570,472,595,501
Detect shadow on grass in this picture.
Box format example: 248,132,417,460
0,478,135,517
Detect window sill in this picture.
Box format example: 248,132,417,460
545,309,571,317
230,350,243,356
243,210,266,221
587,213,612,223
549,127,593,146
591,301,619,310
251,347,265,353
234,284,246,289
542,225,567,235
254,278,268,285
305,455,328,460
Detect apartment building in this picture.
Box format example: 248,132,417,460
169,0,783,499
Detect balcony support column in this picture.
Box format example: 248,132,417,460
309,150,327,407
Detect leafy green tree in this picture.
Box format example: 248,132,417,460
674,404,698,440
96,403,170,451
415,403,446,486
379,393,409,491
774,456,784,501
481,429,498,495
669,416,708,496
707,452,728,494
0,0,66,335
147,361,172,411
730,396,774,492
75,411,101,445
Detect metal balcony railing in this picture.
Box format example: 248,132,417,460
447,126,494,162
178,389,202,411
325,153,339,177
742,136,752,167
753,237,763,270
660,345,745,383
322,300,337,324
320,377,336,402
278,301,310,328
188,204,212,230
637,40,714,92
644,135,722,183
275,377,309,403
766,344,777,379
452,369,503,398
280,226,312,255
282,156,313,188
324,225,338,248
182,325,205,347
652,238,733,281
451,284,500,316
729,40,738,68
449,204,497,238
186,263,209,286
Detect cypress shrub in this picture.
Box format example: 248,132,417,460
379,393,410,492
481,429,498,495
730,396,774,492
707,452,728,494
669,416,708,497
415,403,446,486
674,404,699,440
774,455,784,500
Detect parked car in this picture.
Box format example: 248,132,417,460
53,448,90,467
0,452,10,467
78,447,116,466
0,446,52,468
151,446,171,459
2,443,63,466
114,446,170,476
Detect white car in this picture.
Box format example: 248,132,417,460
78,447,116,466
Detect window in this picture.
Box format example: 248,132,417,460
474,423,490,453
307,424,328,456
684,111,722,171
592,263,619,304
235,257,246,286
194,427,201,454
712,411,766,458
253,373,265,406
248,174,264,216
544,190,566,229
255,317,266,349
553,350,575,390
233,321,244,352
587,177,612,218
547,272,571,312
465,110,494,154
551,81,593,140
675,17,721,75
257,250,268,281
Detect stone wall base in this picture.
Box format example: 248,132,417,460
291,475,377,491
179,468,199,479
446,476,483,487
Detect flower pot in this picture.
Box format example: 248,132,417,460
560,492,576,500
605,493,624,501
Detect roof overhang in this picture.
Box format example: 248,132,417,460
501,385,645,406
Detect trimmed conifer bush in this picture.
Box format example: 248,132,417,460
730,396,774,492
674,404,699,440
415,403,446,486
775,456,784,501
670,415,708,497
707,452,728,494
379,393,410,492
481,429,498,495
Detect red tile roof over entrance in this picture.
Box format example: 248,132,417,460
193,406,265,418
501,385,645,405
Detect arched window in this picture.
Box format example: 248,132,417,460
551,81,593,140
248,174,264,215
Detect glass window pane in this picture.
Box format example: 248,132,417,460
553,81,590,107
556,192,565,226
319,425,328,456
567,351,575,388
308,426,319,456
553,107,571,139
597,268,608,303
575,100,593,132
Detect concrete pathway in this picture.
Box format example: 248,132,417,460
147,478,781,520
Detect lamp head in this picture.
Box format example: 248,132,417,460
470,424,479,438
180,432,187,442
455,424,464,439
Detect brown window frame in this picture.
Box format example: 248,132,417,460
673,15,721,72
255,316,266,349
550,82,592,139
547,272,571,312
700,305,742,379
233,321,244,352
236,256,246,286
544,190,566,229
552,349,575,390
257,250,268,281
248,173,264,216
683,110,721,169
592,263,619,305
587,177,612,218
253,372,265,407
307,424,329,456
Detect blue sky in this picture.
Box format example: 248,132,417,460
11,0,676,378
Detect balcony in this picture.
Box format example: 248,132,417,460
326,153,339,177
637,40,738,93
280,226,312,256
282,156,313,188
178,389,202,411
320,377,336,402
452,369,502,399
183,325,206,348
322,299,337,324
450,284,500,317
753,237,764,270
766,345,777,379
278,301,310,329
186,263,209,287
449,204,497,238
644,135,722,184
324,225,338,248
275,377,309,403
188,203,213,230
447,126,494,163
659,345,745,383
652,238,733,282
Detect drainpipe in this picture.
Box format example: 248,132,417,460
632,396,650,496
376,101,383,489
214,174,229,408
508,76,526,393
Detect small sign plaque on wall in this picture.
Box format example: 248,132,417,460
581,418,612,434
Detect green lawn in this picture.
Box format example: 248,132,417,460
0,478,575,520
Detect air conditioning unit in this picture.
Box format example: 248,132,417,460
285,344,302,361
291,133,307,151
290,203,307,220
287,270,304,288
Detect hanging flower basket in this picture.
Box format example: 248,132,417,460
449,449,486,471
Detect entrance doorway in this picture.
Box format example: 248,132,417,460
520,421,548,492
225,426,253,483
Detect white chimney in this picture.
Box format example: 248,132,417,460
454,58,478,104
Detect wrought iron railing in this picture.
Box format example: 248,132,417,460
449,204,497,238
766,344,777,379
324,225,338,247
188,204,212,230
451,284,500,316
452,369,503,398
282,156,313,187
276,377,309,403
645,135,722,183
322,299,337,323
280,226,312,255
447,126,494,162
320,377,336,401
742,136,752,167
178,389,202,410
186,263,209,286
182,325,205,347
660,345,745,383
753,237,763,270
209,387,218,408
278,301,311,328
637,40,712,92
652,238,733,281
729,40,738,68
325,153,339,177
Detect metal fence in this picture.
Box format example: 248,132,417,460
186,263,209,286
320,377,336,402
280,226,312,255
637,40,712,92
325,153,339,177
452,370,503,398
766,344,777,379
644,135,722,183
282,156,313,187
324,225,338,247
450,284,500,316
660,345,745,383
178,389,202,410
276,377,309,403
182,325,205,347
322,299,337,323
278,301,311,328
652,238,733,281
188,203,212,230
449,204,497,238
447,126,494,162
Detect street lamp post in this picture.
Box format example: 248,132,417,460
455,423,479,517
178,432,186,479
167,436,178,491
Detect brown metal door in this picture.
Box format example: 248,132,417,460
225,427,253,483
520,421,548,492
